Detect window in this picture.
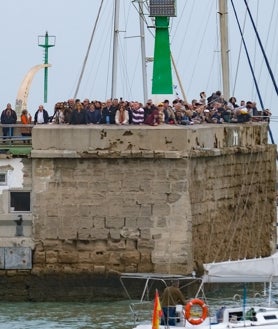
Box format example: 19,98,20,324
0,173,7,185
10,192,31,212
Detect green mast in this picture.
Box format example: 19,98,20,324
150,1,176,95
38,31,56,103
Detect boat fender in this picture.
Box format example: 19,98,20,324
185,298,208,325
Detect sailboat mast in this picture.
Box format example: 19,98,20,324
138,1,148,103
218,0,230,100
111,0,120,99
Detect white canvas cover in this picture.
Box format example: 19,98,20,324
202,252,278,283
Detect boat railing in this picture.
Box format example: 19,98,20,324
129,300,152,325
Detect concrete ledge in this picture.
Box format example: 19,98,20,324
0,238,35,249
31,123,269,159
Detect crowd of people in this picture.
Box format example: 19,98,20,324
0,90,272,140
44,90,272,126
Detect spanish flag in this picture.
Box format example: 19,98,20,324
152,289,162,329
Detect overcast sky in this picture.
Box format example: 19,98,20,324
0,0,277,140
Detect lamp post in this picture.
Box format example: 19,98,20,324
38,31,56,103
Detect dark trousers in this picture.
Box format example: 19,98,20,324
3,127,14,138
161,306,176,326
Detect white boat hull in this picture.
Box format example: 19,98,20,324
133,306,278,329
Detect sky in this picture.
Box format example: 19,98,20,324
0,0,277,140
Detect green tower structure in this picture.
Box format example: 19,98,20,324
38,31,56,103
150,0,176,95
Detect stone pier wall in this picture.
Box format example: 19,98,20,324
30,123,276,276
0,122,276,300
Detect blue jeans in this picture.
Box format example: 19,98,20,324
161,306,176,326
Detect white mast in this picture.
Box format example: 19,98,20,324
111,0,120,99
219,0,230,100
138,1,148,103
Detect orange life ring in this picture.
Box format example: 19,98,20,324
185,298,208,325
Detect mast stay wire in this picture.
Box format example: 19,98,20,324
86,2,113,99
73,0,104,99
231,0,275,145
243,0,278,96
250,0,259,100
186,1,215,96
256,0,277,101
231,6,247,97
230,0,264,110
170,0,189,42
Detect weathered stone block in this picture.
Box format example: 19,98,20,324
124,217,137,228
109,229,121,240
125,239,137,250
105,217,125,229
78,206,91,218
58,251,78,264
93,265,106,273
90,228,109,240
108,251,121,264
138,262,153,272
137,239,154,249
78,251,91,263
32,251,45,264
45,251,58,264
107,240,126,251
120,251,140,264
140,228,151,240
93,217,105,228
120,227,140,239
152,204,171,216
77,227,91,240
137,217,152,228
124,265,138,272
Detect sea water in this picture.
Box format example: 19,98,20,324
0,283,277,329
0,301,134,329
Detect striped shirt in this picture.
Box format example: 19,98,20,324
132,107,144,124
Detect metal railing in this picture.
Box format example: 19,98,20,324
0,124,34,146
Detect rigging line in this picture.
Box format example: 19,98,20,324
231,5,248,97
105,2,115,100
87,0,112,99
230,0,264,110
259,0,277,99
206,2,216,92
205,51,216,92
253,154,268,257
175,0,195,64
186,0,214,96
83,1,112,99
258,0,277,100
119,1,132,99
73,0,104,99
215,0,222,91
170,0,188,42
212,152,252,261
250,0,259,100
131,1,154,37
228,151,256,260
237,152,261,259
243,0,278,96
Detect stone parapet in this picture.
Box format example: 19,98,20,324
31,123,269,158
